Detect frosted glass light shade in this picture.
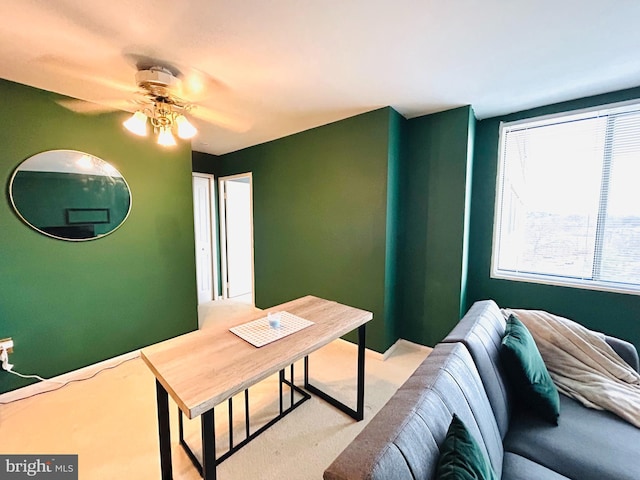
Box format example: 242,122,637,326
157,128,177,147
123,111,148,136
176,115,197,139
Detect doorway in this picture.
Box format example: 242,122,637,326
219,173,255,305
192,173,219,307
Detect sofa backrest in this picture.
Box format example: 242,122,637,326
323,342,503,480
442,299,512,438
604,335,640,372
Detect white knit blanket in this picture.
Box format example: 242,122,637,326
502,308,640,428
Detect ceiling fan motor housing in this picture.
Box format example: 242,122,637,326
135,66,180,93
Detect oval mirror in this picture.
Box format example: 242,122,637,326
9,150,132,241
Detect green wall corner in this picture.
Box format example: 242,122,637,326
398,106,475,346
383,109,407,346
195,106,476,351
459,109,476,318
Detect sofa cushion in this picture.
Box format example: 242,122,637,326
435,414,498,480
504,393,640,480
323,343,504,480
502,452,570,480
442,300,513,438
500,314,560,424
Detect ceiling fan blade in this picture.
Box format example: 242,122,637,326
56,98,133,115
35,54,138,94
177,68,228,103
189,106,252,133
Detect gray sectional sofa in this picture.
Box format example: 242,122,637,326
324,300,640,480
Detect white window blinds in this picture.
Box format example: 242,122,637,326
493,101,640,294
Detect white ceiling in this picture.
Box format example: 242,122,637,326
2,1,640,155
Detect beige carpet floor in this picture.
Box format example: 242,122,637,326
0,300,431,479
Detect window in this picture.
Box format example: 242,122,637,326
493,100,640,294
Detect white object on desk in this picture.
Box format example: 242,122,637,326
268,311,281,329
230,311,314,347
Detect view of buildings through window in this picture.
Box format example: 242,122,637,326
493,102,640,293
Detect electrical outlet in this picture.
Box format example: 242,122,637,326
0,337,14,354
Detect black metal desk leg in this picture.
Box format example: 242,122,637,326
201,409,216,480
355,323,366,420
304,323,366,421
155,380,173,480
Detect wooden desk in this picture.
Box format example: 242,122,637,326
141,295,373,480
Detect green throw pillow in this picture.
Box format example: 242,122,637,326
435,414,498,480
501,314,560,424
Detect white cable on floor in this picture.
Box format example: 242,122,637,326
1,347,66,385
5,369,65,383
0,348,138,404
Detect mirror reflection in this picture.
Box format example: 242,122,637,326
9,150,131,241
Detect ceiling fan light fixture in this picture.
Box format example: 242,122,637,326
121,65,205,146
175,114,197,139
157,127,177,147
123,111,148,136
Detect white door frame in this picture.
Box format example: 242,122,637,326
192,173,220,304
218,172,255,304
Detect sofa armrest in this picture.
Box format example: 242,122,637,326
605,336,639,372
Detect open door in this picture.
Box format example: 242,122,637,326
192,173,219,305
219,173,255,304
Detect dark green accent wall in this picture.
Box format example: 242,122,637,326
397,106,475,347
0,79,198,394
194,108,400,352
468,86,640,349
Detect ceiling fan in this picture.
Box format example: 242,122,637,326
52,57,250,145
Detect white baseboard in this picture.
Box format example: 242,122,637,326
361,338,433,361
381,339,433,360
320,338,397,361
333,337,434,361
0,349,140,404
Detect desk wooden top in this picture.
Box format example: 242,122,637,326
141,296,373,419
